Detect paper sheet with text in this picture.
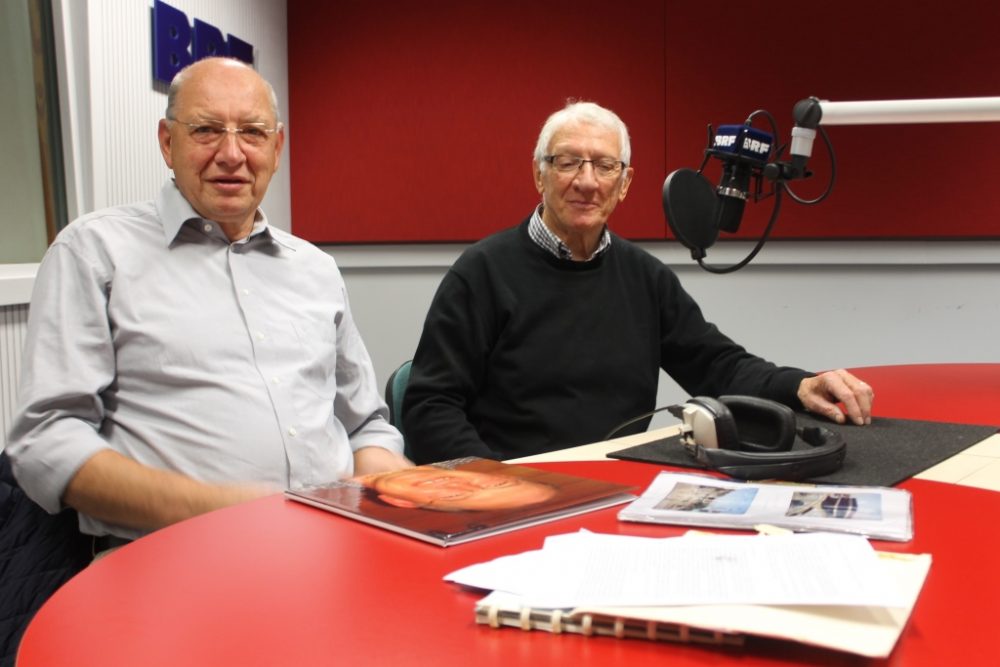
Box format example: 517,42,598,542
445,530,906,609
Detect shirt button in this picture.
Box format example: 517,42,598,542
203,223,212,233
288,427,298,437
242,289,250,296
271,377,281,385
256,332,266,341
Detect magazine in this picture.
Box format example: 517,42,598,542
618,471,912,541
285,457,636,546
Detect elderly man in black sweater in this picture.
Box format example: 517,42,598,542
403,101,873,463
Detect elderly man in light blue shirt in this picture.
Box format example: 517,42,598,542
7,57,409,541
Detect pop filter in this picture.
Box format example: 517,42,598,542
662,168,719,260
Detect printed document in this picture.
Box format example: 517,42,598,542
446,530,905,609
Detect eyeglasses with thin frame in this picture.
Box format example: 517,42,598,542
543,154,626,179
168,118,282,147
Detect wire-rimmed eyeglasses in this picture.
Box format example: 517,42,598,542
168,118,282,147
543,154,626,179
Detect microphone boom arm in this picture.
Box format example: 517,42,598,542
804,96,1000,126
774,96,1000,182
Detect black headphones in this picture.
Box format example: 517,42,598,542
675,395,846,481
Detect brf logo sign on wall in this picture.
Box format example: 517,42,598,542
152,0,254,83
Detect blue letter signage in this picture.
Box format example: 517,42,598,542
152,0,254,83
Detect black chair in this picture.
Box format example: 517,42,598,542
0,451,91,667
384,360,412,459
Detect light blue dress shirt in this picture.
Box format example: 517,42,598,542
8,180,403,538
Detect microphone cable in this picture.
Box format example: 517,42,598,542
784,124,837,205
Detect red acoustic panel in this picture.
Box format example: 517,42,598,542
288,0,666,243
664,0,1000,239
290,1,1000,243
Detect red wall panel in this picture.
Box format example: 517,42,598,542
288,0,665,243
664,0,1000,240
289,0,1000,243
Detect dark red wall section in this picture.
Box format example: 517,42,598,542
287,0,665,243
288,0,1000,243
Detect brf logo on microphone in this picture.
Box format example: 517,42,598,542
151,0,254,84
713,125,773,163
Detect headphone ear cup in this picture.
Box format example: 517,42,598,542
686,396,740,450
719,395,796,452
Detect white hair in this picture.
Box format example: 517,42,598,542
533,101,631,168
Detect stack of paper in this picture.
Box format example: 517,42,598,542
446,530,931,657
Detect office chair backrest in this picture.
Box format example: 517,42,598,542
385,360,412,457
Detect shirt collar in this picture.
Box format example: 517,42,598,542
154,179,295,251
528,204,611,261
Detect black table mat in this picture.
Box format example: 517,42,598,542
607,414,998,487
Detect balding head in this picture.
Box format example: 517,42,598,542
165,57,280,123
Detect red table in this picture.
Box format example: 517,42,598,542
16,364,1000,666
845,363,1000,427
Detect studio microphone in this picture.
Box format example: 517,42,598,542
663,123,774,259
710,124,773,233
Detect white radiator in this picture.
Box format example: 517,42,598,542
0,304,28,451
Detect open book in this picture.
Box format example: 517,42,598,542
474,550,931,658
285,457,635,546
618,471,913,541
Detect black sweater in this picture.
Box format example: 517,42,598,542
403,219,810,462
